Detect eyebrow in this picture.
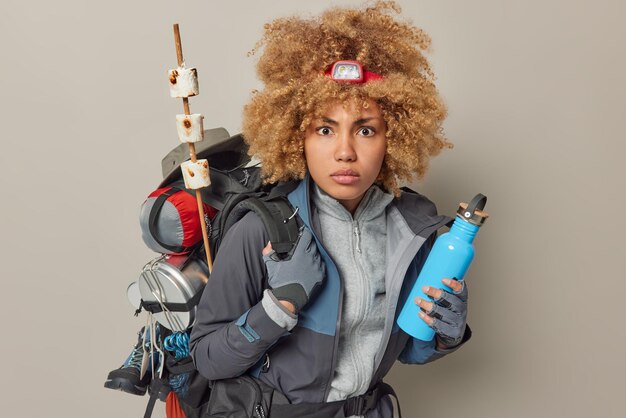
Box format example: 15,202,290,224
321,117,378,126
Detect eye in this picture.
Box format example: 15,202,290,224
316,126,333,136
358,127,375,137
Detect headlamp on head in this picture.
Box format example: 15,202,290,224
325,60,384,84
330,61,364,82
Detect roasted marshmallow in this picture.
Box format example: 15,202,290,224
176,114,204,143
181,159,210,189
168,66,199,98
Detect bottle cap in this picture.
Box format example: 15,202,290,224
457,193,489,226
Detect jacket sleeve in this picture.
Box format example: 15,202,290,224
189,211,289,380
398,324,472,364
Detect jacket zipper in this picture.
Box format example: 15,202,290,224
302,186,344,402
325,219,365,398
353,221,361,253
254,404,266,418
350,219,369,391
245,376,266,418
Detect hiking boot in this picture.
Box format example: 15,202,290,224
104,326,160,396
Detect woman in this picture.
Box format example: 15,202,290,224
190,2,471,417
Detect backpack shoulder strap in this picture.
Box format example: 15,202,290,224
222,195,300,259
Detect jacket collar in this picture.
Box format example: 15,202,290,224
287,172,315,230
288,174,451,237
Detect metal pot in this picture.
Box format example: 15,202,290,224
134,253,209,331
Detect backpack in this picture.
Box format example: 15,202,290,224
139,127,301,259
133,128,301,418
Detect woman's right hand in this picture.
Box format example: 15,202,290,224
262,228,326,314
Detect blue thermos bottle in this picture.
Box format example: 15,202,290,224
397,193,489,341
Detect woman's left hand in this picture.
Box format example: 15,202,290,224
415,278,468,349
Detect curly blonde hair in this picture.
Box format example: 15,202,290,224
242,0,452,195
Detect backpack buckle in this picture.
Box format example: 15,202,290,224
344,387,380,415
344,396,364,416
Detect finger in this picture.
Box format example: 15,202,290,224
262,249,277,262
262,241,273,256
422,285,443,301
430,317,456,339
434,291,466,313
417,310,434,326
441,281,468,302
425,303,446,320
433,317,465,346
442,278,463,293
455,280,468,298
414,297,434,315
434,291,453,309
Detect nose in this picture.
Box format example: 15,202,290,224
334,132,356,162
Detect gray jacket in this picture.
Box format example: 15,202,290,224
189,176,471,417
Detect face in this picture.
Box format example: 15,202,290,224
304,100,387,214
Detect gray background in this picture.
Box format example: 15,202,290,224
1,0,624,417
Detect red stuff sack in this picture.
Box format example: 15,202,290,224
139,179,217,255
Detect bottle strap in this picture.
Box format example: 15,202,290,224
465,193,487,215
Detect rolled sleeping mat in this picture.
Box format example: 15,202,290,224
139,182,217,254
176,114,204,143
168,66,199,98
181,159,211,190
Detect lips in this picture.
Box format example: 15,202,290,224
330,169,360,185
331,169,359,177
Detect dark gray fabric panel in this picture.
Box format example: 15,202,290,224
190,211,272,380
258,326,335,404
394,189,451,237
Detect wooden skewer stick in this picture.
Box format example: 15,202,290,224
173,23,213,273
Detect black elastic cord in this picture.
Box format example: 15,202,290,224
143,379,165,418
139,288,203,314
148,186,191,254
